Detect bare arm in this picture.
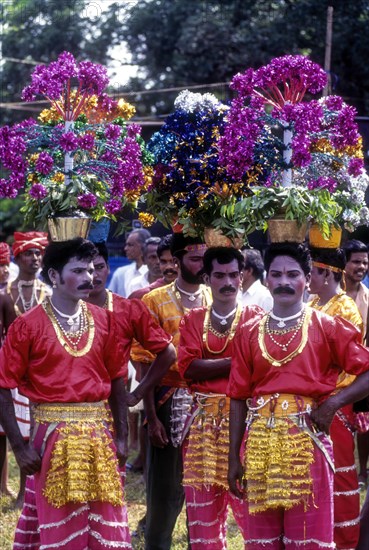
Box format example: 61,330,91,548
0,388,41,474
128,343,176,404
108,377,129,467
185,357,231,381
228,398,247,498
311,369,369,433
144,388,168,448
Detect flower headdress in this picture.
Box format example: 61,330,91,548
0,52,152,229
218,55,369,236
142,89,277,240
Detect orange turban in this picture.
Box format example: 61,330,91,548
12,231,49,257
0,242,10,265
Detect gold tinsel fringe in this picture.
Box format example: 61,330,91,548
43,422,123,508
244,417,314,514
183,414,229,490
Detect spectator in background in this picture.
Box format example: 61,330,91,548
108,228,151,297
127,236,162,296
240,248,273,311
342,239,369,491
0,243,11,291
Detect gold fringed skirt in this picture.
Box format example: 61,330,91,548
33,402,123,508
244,416,314,514
183,394,230,490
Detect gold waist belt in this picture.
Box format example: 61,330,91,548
194,392,230,417
246,393,315,429
33,401,108,424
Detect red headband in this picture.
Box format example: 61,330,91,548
12,231,49,257
0,242,10,265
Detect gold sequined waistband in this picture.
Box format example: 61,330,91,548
194,392,230,416
247,393,314,418
32,401,108,423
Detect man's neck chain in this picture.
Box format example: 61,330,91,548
212,306,238,326
175,282,202,302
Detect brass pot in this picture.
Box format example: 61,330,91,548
309,224,342,249
268,218,308,243
48,216,92,242
204,227,244,249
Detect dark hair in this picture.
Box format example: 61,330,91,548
41,238,98,286
203,247,244,276
264,242,312,276
157,234,173,259
243,249,264,280
93,241,109,265
170,233,205,261
310,247,345,282
343,239,368,262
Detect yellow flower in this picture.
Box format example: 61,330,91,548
29,153,39,164
27,174,39,183
138,212,155,227
52,172,65,184
38,106,61,123
117,99,136,120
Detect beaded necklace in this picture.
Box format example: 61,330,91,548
258,307,312,367
203,304,242,355
266,310,306,352
43,299,95,357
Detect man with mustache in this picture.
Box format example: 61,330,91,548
131,232,211,550
228,242,369,549
10,239,176,549
177,247,262,549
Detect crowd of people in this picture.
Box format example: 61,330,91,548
1,228,369,549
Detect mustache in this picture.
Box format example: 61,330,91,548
273,286,295,295
163,269,178,276
77,282,94,290
220,286,237,294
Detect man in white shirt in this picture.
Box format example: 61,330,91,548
127,236,162,296
240,248,273,311
108,228,151,297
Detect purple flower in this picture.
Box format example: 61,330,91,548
308,176,337,192
105,124,121,140
348,158,364,177
77,193,98,209
325,95,343,112
78,61,109,95
105,199,121,214
29,184,48,199
35,152,54,175
79,133,95,150
0,179,19,198
59,131,79,152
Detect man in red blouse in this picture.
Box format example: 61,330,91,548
0,238,174,550
178,246,262,549
228,242,369,550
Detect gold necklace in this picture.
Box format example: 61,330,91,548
104,290,113,311
258,307,312,367
43,299,95,357
309,291,345,313
203,304,242,355
266,310,306,352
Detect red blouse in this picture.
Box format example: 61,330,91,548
228,307,369,400
179,306,263,394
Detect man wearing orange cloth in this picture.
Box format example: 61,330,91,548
178,247,262,549
132,232,211,550
228,242,369,550
309,247,363,550
5,231,50,507
0,238,174,550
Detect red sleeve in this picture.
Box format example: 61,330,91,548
177,310,204,379
227,317,256,400
0,316,31,388
129,299,172,354
325,315,369,375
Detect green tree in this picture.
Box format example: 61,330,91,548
119,0,369,115
0,0,121,124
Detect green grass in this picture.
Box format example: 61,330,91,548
0,450,244,549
